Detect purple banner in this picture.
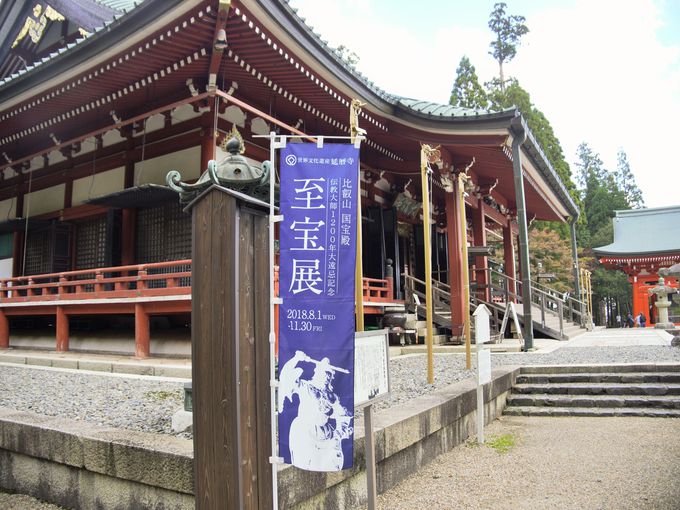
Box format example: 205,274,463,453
278,143,358,472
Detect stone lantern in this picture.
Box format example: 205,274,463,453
649,276,675,329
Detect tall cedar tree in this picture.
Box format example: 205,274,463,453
488,2,529,91
574,142,634,324
449,56,488,109
615,149,644,209
488,80,580,233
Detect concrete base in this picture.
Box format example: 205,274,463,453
171,409,193,434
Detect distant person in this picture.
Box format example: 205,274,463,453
639,313,647,328
626,313,634,328
616,314,622,328
635,314,641,327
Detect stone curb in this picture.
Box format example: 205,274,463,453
0,353,191,379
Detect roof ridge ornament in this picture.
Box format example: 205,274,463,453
350,99,367,144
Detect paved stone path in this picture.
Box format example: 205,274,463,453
375,415,680,510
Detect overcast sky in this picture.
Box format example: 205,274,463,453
288,0,680,209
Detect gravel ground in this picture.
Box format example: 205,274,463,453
374,415,680,510
0,367,185,435
0,490,65,510
1,345,679,438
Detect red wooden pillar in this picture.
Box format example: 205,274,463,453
121,208,136,266
503,224,516,301
56,306,69,352
0,309,9,349
472,201,489,302
445,178,466,332
200,106,217,172
135,303,150,359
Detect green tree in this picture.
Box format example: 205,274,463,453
488,80,579,240
529,228,574,293
614,149,644,209
574,143,628,245
488,2,529,91
449,56,488,109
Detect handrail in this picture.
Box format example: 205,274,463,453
0,260,193,302
0,259,192,285
0,261,399,306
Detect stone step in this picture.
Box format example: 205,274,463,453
519,364,680,375
506,393,680,409
503,406,680,418
513,382,680,396
516,372,680,385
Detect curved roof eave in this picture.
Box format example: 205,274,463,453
0,0,188,106
260,0,579,219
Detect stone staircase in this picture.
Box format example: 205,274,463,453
504,364,680,417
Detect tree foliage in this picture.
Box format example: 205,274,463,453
615,149,644,209
449,56,488,109
446,3,645,325
573,142,643,324
488,2,529,91
529,228,573,293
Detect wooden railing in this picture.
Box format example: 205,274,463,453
0,261,397,308
0,260,192,303
363,276,394,302
472,268,590,333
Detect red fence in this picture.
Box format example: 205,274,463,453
0,260,192,302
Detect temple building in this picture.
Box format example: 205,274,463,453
0,0,582,356
594,206,680,325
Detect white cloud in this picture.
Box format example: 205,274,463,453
289,0,680,207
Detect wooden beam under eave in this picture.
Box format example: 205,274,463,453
207,2,231,91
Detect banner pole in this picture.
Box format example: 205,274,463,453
459,173,472,370
420,147,434,384
351,102,365,333
355,177,365,332
268,131,280,510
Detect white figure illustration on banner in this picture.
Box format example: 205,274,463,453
279,350,353,471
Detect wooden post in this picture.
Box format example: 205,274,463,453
135,303,150,359
420,147,434,384
56,306,69,352
189,187,272,510
445,179,466,336
0,309,9,349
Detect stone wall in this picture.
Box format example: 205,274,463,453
0,366,518,509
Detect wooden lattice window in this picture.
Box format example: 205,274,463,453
137,201,191,263
75,216,107,270
22,223,70,276
24,228,53,276
137,201,191,288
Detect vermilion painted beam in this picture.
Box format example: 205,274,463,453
0,92,211,175
56,306,69,352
